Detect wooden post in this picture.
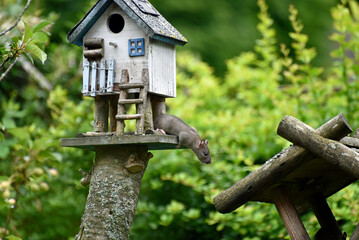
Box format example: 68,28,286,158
151,95,166,121
109,95,119,132
274,188,310,240
94,96,108,132
75,146,152,240
213,113,352,213
277,115,359,178
309,193,345,239
351,223,359,240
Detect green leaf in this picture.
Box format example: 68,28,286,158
11,36,20,43
7,128,31,140
6,236,23,240
33,20,52,33
2,117,16,129
30,32,48,44
23,22,33,44
24,52,34,65
0,142,10,158
25,43,47,64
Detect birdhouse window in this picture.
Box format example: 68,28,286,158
107,14,125,34
128,38,145,57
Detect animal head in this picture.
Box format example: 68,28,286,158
195,139,211,164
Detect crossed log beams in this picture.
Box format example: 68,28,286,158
277,115,359,239
214,114,359,239
214,113,353,213
277,115,359,179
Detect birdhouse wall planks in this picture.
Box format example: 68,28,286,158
68,0,187,98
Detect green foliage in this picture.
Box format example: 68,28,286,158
1,20,50,68
0,0,358,239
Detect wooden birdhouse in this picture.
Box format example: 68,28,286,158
67,0,187,135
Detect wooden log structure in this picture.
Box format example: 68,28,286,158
213,114,359,240
351,223,359,240
213,113,352,214
84,49,104,59
274,188,310,240
83,38,104,49
308,193,346,239
94,96,108,132
277,115,359,179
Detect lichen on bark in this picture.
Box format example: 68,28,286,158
76,145,150,240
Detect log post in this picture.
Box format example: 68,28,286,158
351,223,359,240
277,115,359,178
274,188,310,240
213,113,352,213
75,146,152,240
109,95,119,132
94,96,109,132
151,94,166,121
308,193,345,239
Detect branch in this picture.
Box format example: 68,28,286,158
19,56,53,90
0,57,20,82
0,0,32,37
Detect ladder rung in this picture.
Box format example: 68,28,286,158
118,99,143,105
116,114,143,120
118,83,144,89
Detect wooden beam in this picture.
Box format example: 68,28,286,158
308,193,344,239
213,114,352,213
60,134,186,151
351,223,359,240
277,115,359,178
83,38,104,49
109,95,118,132
274,188,310,240
94,96,108,132
84,49,104,59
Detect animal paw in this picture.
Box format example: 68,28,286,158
156,129,166,135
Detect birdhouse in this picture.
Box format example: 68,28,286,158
67,0,187,135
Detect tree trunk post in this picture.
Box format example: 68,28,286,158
75,145,152,240
94,96,109,132
274,188,310,240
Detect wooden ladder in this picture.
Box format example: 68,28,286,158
116,68,149,135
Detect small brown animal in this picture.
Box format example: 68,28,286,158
154,114,211,164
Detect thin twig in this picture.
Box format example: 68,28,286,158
0,0,32,37
0,57,20,82
0,56,11,69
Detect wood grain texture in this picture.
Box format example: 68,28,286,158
274,189,310,240
350,223,359,240
213,114,352,213
94,96,108,132
277,115,359,178
308,193,344,238
60,134,186,151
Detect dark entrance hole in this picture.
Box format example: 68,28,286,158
108,14,125,34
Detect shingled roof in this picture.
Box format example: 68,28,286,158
67,0,188,47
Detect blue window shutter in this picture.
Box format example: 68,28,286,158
128,38,145,57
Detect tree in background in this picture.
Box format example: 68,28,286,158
0,0,358,239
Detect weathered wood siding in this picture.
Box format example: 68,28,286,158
83,2,177,98
149,39,176,97
84,2,149,85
